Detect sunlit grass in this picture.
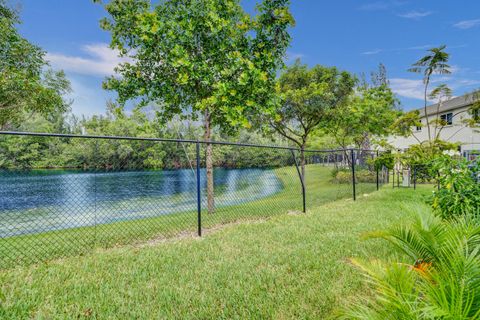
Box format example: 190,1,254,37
0,185,431,319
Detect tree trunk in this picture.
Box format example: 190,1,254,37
424,79,432,143
358,132,371,167
343,149,351,167
300,146,306,183
204,109,215,213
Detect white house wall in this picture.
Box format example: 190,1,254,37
388,103,480,153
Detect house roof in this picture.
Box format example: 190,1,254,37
417,93,476,117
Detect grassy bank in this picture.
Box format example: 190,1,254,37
0,165,377,268
0,186,431,319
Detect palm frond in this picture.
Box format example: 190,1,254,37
407,67,422,73
340,210,480,318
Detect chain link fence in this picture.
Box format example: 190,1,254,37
390,164,436,189
0,132,387,268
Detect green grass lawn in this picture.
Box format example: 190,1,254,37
0,165,377,268
0,185,431,319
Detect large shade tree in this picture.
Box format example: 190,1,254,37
266,60,355,179
97,0,294,213
324,84,399,160
0,1,71,130
324,65,399,164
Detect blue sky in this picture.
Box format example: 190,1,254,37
14,0,480,116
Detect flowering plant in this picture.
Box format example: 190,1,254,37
430,155,480,218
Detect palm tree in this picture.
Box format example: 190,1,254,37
408,45,451,143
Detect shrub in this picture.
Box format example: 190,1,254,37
330,167,348,178
430,155,480,218
331,169,376,184
339,154,480,319
331,169,352,184
371,151,394,170
412,163,436,184
356,170,377,183
338,211,480,319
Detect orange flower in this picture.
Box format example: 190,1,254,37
412,259,432,276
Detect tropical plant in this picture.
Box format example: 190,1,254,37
339,211,480,319
408,45,451,142
429,84,453,137
96,0,294,213
430,155,480,218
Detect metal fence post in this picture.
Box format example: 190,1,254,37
351,149,356,201
413,165,417,190
290,150,306,213
397,169,400,188
94,141,98,245
392,169,395,188
196,141,202,237
376,151,379,191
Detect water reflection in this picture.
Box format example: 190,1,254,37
0,168,282,237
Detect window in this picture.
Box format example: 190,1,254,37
474,109,479,122
440,112,453,125
415,120,422,132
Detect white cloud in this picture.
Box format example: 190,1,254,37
398,11,433,19
46,43,130,77
66,77,112,116
406,44,433,50
448,65,466,74
286,51,305,62
390,78,428,101
453,19,480,29
390,76,480,103
358,1,407,11
362,49,382,55
361,44,433,56
454,79,480,87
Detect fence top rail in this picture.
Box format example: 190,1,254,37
0,131,382,154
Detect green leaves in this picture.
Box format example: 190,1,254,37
430,156,480,218
0,1,71,129
264,59,355,148
99,0,293,133
340,150,480,319
408,46,451,142
408,45,451,78
340,210,480,319
391,110,422,138
325,83,399,150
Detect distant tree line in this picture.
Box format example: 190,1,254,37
0,103,294,170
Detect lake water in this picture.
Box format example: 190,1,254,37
0,168,283,237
